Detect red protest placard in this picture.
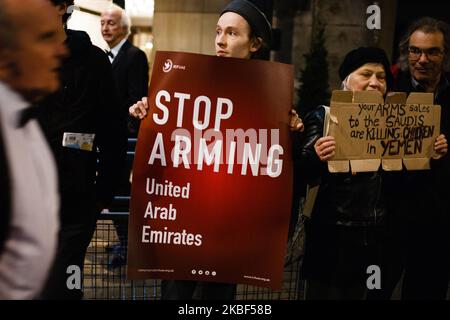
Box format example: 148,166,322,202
127,51,294,290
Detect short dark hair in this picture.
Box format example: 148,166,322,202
49,0,75,24
399,17,450,70
49,0,74,6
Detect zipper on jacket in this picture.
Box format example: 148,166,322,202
373,173,383,226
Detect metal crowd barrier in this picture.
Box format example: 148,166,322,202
83,211,304,300
82,138,304,299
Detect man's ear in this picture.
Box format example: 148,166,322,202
56,3,68,17
0,49,19,80
249,36,263,53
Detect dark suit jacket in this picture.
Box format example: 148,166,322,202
111,40,149,136
37,30,127,224
388,71,450,224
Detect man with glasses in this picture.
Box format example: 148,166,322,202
403,23,448,94
373,17,450,300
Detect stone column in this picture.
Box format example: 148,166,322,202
153,0,228,56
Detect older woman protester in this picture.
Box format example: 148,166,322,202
297,47,447,300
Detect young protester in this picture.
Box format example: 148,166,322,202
128,0,303,299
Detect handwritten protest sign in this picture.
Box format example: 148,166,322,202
127,51,294,290
328,90,441,172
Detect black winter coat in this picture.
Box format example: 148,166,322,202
386,71,450,225
110,40,149,136
37,29,127,224
296,106,386,227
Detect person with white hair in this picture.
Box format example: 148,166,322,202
101,4,148,127
100,4,149,269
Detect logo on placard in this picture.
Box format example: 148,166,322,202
162,59,187,73
163,59,173,73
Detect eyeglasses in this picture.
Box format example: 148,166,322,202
408,46,444,60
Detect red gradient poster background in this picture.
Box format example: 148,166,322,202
127,51,294,290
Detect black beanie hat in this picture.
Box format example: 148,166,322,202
220,0,272,47
339,47,393,90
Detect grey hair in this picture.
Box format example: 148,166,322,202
340,76,350,91
340,73,387,95
104,4,131,36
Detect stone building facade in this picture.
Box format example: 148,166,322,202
152,0,398,101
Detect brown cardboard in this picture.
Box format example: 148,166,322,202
406,92,434,105
327,90,441,172
353,90,384,104
331,90,353,103
381,159,403,171
328,160,350,173
385,92,407,104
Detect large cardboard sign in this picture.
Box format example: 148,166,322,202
328,90,441,172
127,51,294,290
